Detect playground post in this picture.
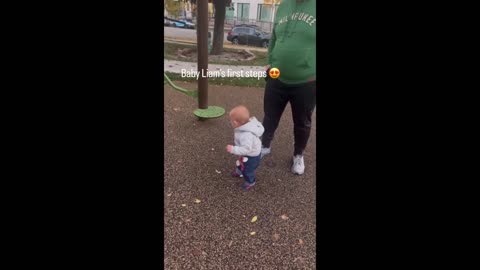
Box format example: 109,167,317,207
197,0,208,110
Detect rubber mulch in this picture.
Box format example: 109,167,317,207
164,81,316,269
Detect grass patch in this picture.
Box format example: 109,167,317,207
165,71,266,88
164,42,268,67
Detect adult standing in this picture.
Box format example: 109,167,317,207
261,0,316,175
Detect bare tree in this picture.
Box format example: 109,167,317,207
210,0,229,55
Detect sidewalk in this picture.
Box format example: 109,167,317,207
164,37,268,52
164,59,266,74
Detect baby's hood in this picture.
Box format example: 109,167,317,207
236,117,264,137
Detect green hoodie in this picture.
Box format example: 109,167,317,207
268,0,316,84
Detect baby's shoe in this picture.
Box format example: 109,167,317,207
231,168,243,178
242,181,256,191
231,171,243,177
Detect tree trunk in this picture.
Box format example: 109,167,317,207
210,0,226,55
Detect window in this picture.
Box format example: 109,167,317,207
226,5,234,19
257,4,273,22
237,3,250,20
234,27,246,34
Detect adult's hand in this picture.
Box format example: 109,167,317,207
264,65,271,81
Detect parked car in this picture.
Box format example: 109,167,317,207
227,25,271,48
164,17,195,29
172,19,195,29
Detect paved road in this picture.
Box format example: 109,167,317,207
164,82,316,269
164,27,268,52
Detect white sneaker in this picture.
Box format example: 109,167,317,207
292,155,305,175
260,147,271,159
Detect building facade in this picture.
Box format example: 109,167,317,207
226,0,281,32
164,0,282,32
228,0,281,23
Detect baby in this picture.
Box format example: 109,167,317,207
226,105,265,191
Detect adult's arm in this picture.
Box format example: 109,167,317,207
267,25,277,66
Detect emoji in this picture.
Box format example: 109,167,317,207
269,68,280,79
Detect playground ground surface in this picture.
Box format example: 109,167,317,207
164,81,316,269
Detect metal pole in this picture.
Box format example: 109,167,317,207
197,0,208,109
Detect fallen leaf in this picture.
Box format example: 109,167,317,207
250,232,256,236
242,215,246,218
293,257,305,263
195,199,201,203
167,193,172,197
192,248,202,256
181,204,186,207
272,233,280,241
251,216,258,223
298,239,304,245
215,169,221,174
281,214,289,220
293,257,306,264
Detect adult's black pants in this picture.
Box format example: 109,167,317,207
262,78,316,156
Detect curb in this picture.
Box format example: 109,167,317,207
164,37,228,45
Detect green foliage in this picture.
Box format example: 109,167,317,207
165,0,182,16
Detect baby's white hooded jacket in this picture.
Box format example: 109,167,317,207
231,117,265,157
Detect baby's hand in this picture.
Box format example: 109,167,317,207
226,145,233,153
